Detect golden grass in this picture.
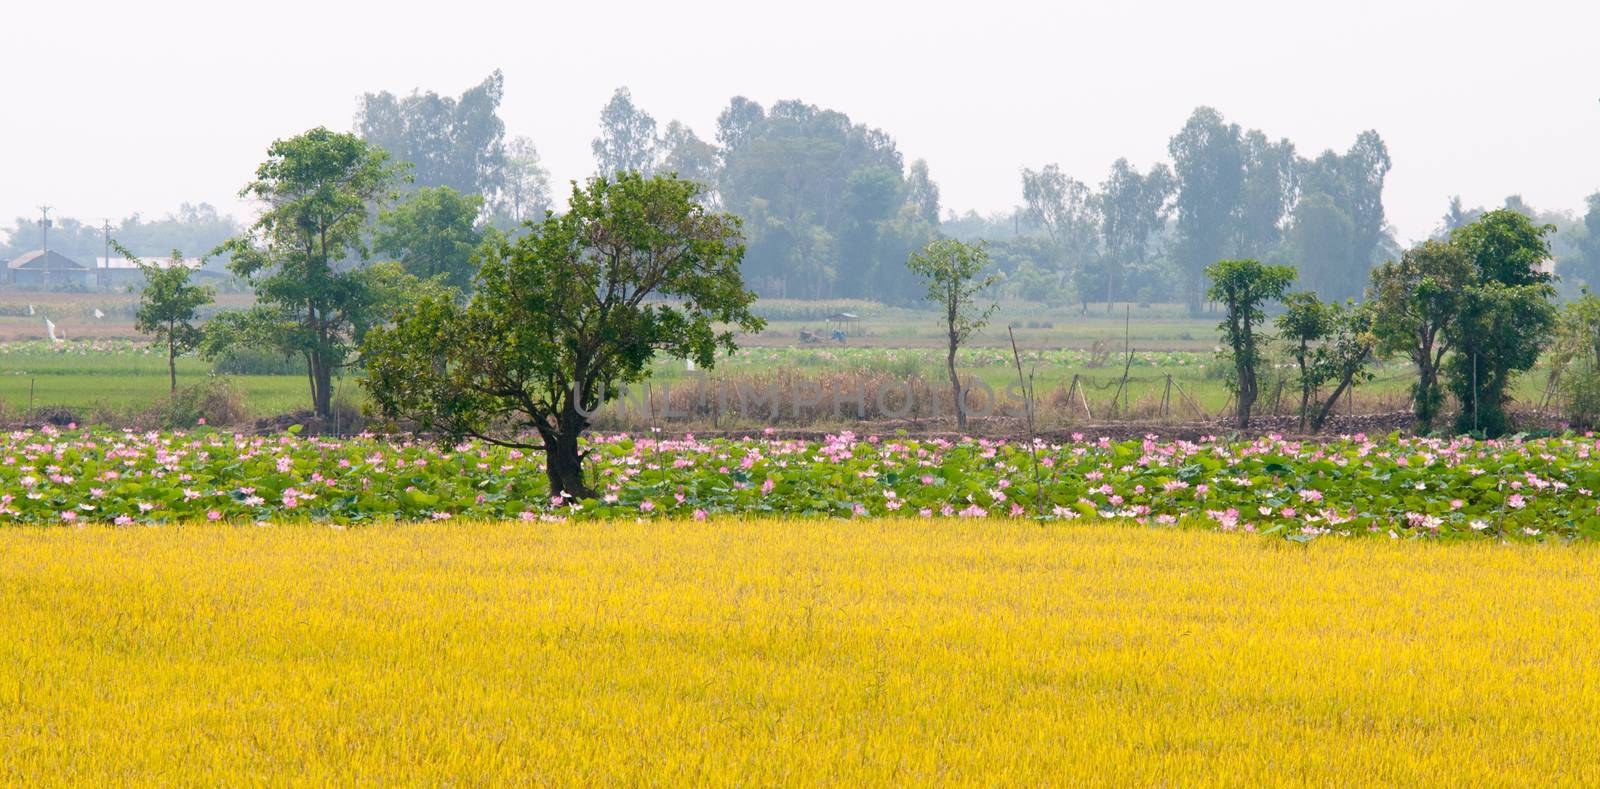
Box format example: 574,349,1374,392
2,520,1599,785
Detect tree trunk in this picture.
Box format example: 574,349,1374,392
309,351,334,420
1236,372,1255,429
542,405,595,500
1310,377,1352,433
1295,346,1310,431
1415,359,1436,433
947,328,965,431
168,330,177,394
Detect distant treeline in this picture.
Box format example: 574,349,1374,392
8,71,1599,309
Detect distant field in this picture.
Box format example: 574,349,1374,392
2,520,1596,784
0,292,1555,425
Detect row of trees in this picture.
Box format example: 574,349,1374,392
1014,108,1393,315
127,130,1580,498
1208,209,1560,437
588,88,941,303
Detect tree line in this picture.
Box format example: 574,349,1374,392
13,72,1600,314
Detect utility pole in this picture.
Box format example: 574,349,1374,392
101,219,111,290
38,206,52,256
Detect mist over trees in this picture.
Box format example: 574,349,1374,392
10,73,1599,310
0,204,240,265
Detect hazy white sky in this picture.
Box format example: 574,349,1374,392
3,0,1595,243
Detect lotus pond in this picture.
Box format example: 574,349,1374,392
1,426,1598,540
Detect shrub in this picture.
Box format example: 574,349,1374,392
210,347,304,375
145,379,248,429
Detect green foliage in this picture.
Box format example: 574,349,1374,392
1559,193,1600,290
907,240,1000,346
717,97,924,300
1370,239,1473,432
593,87,660,176
1097,158,1174,310
1554,297,1600,429
1206,258,1295,428
375,186,486,294
1444,210,1557,436
1276,291,1333,427
216,127,410,418
143,378,248,429
1020,164,1098,306
134,251,214,392
907,239,999,430
362,172,764,499
1306,301,1377,432
1295,131,1391,297
356,71,507,199
1169,108,1244,315
1286,193,1357,300
9,428,1600,541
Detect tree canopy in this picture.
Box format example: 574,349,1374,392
362,172,764,499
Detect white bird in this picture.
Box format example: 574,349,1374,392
93,308,105,319
44,318,58,342
26,304,34,316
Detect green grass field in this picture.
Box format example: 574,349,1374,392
0,292,1555,426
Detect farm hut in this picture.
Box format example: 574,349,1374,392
6,250,91,288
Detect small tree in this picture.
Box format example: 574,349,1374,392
1306,301,1376,432
907,239,999,430
1369,239,1472,433
362,172,762,499
1206,258,1294,428
135,251,214,393
1276,291,1333,430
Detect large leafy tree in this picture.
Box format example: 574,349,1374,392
1286,193,1358,300
1020,164,1100,308
1233,130,1298,260
906,239,999,431
135,251,214,392
1295,132,1392,299
593,87,660,176
717,98,909,298
1097,158,1173,311
356,71,507,200
1169,108,1244,315
362,173,763,500
1206,258,1295,428
217,127,408,419
1370,239,1473,433
1445,209,1557,435
375,186,485,294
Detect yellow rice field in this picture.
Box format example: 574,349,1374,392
2,519,1599,785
